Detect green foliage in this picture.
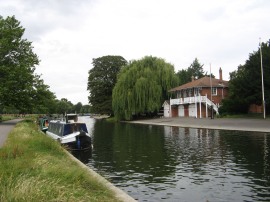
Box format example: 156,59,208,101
87,55,127,114
72,102,83,113
112,56,178,120
0,16,39,113
55,98,74,114
80,104,92,114
176,58,205,85
221,40,270,114
31,76,57,114
0,15,58,114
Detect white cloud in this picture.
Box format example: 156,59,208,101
1,0,270,104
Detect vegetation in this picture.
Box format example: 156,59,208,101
176,58,211,85
0,114,14,122
0,16,92,115
0,119,120,201
0,15,39,113
2,15,268,117
220,40,270,115
87,56,127,115
112,56,178,120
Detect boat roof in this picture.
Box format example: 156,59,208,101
49,120,85,125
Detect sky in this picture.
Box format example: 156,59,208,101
1,0,270,104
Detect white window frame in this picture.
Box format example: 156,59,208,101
188,88,193,97
212,87,217,96
194,88,199,96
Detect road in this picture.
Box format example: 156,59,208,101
0,119,22,148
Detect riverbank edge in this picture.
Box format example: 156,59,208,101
64,150,137,202
128,117,270,133
0,120,136,202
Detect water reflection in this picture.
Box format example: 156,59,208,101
74,117,270,201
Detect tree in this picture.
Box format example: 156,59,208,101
112,56,179,120
55,98,74,114
81,104,91,114
31,75,56,114
87,55,127,114
72,102,83,114
0,16,39,113
220,40,270,114
176,58,205,85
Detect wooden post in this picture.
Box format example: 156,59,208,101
206,94,208,118
199,94,202,118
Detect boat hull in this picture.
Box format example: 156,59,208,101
66,133,92,150
46,121,92,150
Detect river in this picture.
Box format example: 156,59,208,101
73,116,270,201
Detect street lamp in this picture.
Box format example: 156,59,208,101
210,63,214,119
259,38,266,119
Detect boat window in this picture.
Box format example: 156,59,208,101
63,124,72,136
58,126,62,136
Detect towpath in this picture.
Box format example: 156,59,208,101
130,117,270,133
0,119,23,148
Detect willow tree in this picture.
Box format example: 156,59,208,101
112,56,178,120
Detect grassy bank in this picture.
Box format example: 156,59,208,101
0,119,120,202
0,115,16,122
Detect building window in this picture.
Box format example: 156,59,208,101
188,88,193,97
184,90,187,97
212,87,217,96
194,88,199,96
177,91,181,98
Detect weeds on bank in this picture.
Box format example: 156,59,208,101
0,120,119,202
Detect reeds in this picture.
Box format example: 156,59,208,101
0,120,119,202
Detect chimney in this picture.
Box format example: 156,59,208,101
191,75,195,82
219,67,223,81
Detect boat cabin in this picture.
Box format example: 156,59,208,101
47,121,88,137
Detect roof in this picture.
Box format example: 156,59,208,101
169,76,229,92
162,100,170,106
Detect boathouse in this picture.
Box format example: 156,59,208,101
163,68,229,118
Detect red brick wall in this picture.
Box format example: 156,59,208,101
200,87,228,105
248,104,263,113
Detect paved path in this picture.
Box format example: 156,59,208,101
0,119,23,148
130,117,270,133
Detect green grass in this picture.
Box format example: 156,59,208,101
0,119,120,202
0,115,15,122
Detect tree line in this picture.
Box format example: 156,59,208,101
1,16,269,118
88,48,270,120
0,16,90,115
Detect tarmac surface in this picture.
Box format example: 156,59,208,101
0,119,22,148
130,117,270,133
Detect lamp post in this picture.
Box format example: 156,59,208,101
210,63,214,119
259,38,266,119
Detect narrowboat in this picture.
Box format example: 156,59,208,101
46,114,91,150
38,116,50,132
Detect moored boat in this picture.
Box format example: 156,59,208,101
46,114,91,150
38,116,50,132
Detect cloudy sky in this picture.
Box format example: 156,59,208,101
1,0,270,104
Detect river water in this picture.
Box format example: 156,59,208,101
74,117,270,202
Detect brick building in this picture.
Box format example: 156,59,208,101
163,68,229,118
